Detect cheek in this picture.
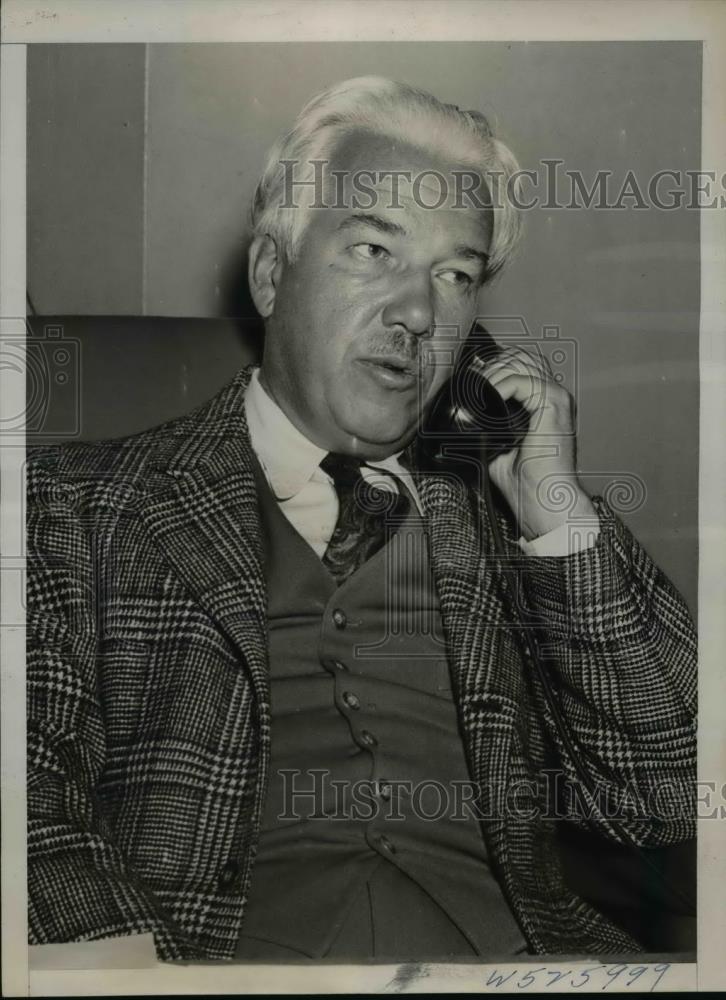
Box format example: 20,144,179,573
315,297,372,362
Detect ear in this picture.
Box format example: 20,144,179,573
248,234,285,318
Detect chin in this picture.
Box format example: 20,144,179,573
340,418,417,458
330,389,420,454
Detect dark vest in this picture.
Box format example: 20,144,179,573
236,460,528,961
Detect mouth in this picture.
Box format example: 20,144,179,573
356,356,419,389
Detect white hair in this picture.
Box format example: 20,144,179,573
251,76,523,280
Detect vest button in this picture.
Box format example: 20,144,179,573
323,659,348,672
360,730,378,748
379,834,396,854
218,859,239,888
342,691,360,710
377,780,392,800
332,608,347,629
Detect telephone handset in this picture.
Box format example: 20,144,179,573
415,324,530,480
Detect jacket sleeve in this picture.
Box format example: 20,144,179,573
26,458,199,960
509,495,697,848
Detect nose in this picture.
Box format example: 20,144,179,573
381,270,435,338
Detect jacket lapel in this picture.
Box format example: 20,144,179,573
414,465,523,822
139,367,270,706
414,467,496,687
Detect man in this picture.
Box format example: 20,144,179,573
27,77,696,962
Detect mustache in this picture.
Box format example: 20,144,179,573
365,332,425,365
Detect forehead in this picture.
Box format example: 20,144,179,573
316,129,493,244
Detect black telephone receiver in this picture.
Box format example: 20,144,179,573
415,323,530,480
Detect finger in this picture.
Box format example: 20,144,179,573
490,344,552,373
475,348,552,384
484,362,547,398
484,370,562,415
477,360,542,389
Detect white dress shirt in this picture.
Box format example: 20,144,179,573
244,367,598,559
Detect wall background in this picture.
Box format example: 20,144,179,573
27,42,701,613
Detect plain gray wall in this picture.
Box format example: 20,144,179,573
27,42,701,614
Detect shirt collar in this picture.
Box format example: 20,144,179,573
244,367,410,500
244,367,327,500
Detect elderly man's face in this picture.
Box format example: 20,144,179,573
252,131,493,459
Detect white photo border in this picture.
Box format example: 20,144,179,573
1,0,724,995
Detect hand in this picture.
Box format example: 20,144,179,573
480,345,596,540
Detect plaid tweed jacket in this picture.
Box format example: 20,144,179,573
26,365,697,961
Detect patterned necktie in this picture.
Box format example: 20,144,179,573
320,452,411,586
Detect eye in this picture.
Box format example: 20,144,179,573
351,243,390,262
438,269,475,288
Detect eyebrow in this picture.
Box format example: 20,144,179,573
336,213,407,238
452,245,491,268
